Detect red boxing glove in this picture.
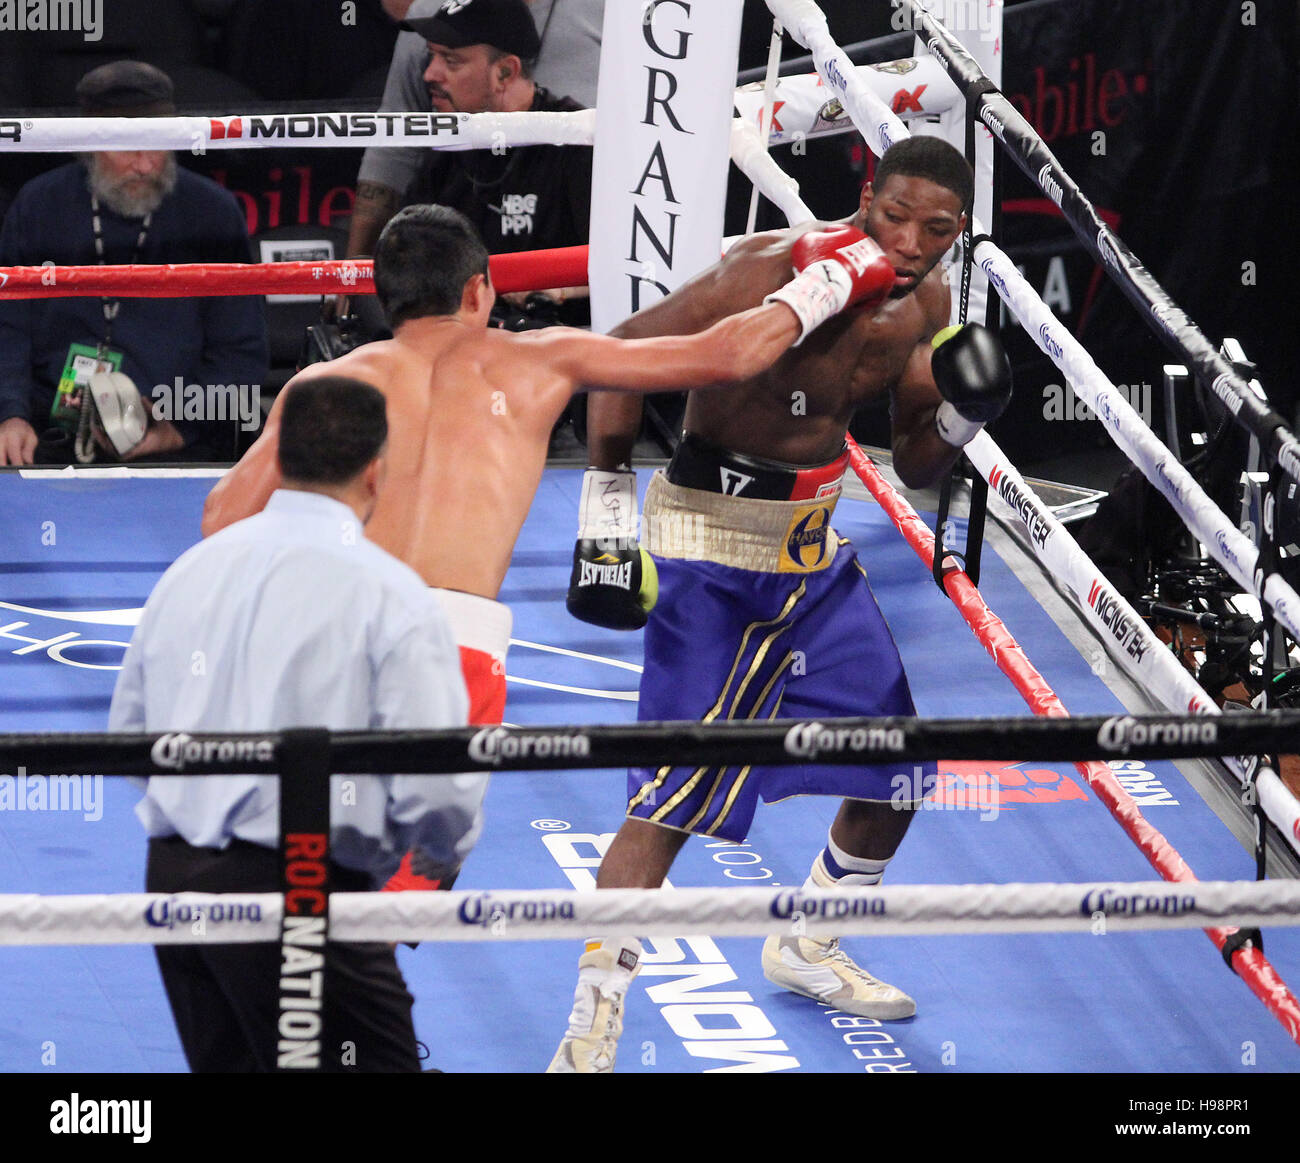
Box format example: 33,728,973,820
381,850,443,893
382,850,446,950
764,224,896,345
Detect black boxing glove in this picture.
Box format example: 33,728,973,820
930,323,1013,447
566,469,658,630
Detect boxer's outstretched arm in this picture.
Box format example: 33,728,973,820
546,300,802,394
585,231,796,469
606,231,796,342
201,391,285,536
563,225,890,393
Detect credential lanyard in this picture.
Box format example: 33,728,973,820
90,195,150,353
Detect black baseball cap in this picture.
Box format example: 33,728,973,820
402,0,541,60
76,60,176,116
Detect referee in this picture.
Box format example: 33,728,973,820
109,376,483,1072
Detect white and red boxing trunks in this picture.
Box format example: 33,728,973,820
382,589,509,894
431,587,512,727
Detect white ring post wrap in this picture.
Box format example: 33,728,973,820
3,881,1300,945
732,56,961,143
963,429,1300,856
587,0,745,333
764,0,910,160
972,239,1300,646
576,469,639,540
728,118,815,227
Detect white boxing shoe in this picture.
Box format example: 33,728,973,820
762,935,916,1020
547,937,642,1073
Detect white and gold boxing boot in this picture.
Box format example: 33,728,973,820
547,936,643,1073
762,847,915,1020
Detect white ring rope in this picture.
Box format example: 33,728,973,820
0,111,819,230
2,880,1298,946
0,109,597,153
753,0,1300,716
975,243,1300,642
0,59,958,157
729,117,814,226
963,430,1300,855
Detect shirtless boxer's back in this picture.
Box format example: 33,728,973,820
203,204,892,599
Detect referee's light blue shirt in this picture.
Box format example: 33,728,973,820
109,489,482,886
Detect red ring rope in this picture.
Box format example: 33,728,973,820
847,436,1300,1043
0,245,590,299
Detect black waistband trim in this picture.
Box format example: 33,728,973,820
666,432,847,501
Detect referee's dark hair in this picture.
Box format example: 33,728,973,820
277,376,388,484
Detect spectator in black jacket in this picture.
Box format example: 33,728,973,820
0,61,267,465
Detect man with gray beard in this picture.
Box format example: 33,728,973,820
0,61,266,465
84,145,178,222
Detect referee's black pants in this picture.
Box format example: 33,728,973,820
147,836,423,1073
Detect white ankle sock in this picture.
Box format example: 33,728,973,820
804,833,891,889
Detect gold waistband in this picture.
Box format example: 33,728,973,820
643,471,840,573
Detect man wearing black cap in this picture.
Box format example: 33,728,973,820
0,61,267,466
76,61,181,223
344,0,596,322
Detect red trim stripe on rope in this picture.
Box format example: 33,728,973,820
0,246,591,299
847,436,1300,1044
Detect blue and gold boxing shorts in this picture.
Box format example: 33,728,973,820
626,473,935,842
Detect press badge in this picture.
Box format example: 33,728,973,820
52,342,123,429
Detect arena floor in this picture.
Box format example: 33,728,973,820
0,465,1295,1073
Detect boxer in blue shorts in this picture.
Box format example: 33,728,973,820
628,437,930,843
549,138,1013,1073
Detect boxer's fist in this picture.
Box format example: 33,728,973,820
764,224,896,345
931,323,1013,447
566,469,657,630
567,539,658,630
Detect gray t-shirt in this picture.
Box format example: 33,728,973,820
357,1,605,195
356,31,430,194
530,0,604,107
